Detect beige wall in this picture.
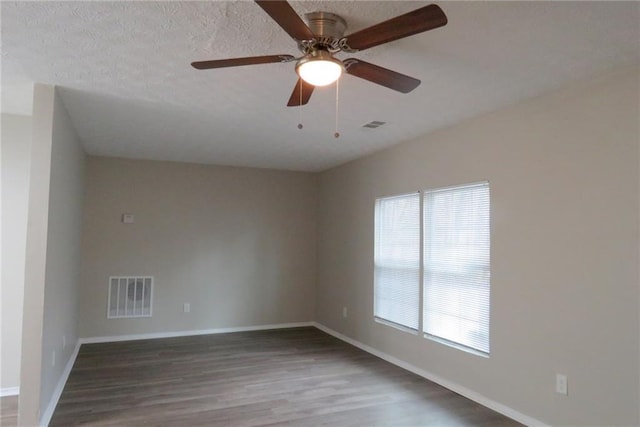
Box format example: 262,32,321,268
78,157,317,338
18,86,86,425
316,67,640,426
1,113,32,392
39,92,86,414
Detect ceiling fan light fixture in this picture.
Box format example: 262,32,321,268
296,51,343,87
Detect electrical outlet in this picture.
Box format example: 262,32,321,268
183,303,190,313
52,350,56,367
556,374,568,395
342,307,348,318
62,335,66,349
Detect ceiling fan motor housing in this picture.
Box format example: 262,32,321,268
300,11,347,53
305,12,347,38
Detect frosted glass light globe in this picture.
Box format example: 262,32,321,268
296,53,343,87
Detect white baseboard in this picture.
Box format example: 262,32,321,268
38,322,543,427
40,339,81,427
0,386,19,397
312,322,549,427
79,321,314,344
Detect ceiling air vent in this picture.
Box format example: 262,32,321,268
362,121,386,129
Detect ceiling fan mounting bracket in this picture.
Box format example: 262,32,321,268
277,55,296,63
337,38,358,53
342,58,357,70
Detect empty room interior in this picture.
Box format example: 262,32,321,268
1,1,639,426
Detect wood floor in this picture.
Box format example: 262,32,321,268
0,395,18,426
50,327,522,426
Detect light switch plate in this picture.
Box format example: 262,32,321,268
122,213,134,223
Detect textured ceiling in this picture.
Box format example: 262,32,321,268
2,1,639,171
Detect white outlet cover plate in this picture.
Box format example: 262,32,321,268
556,374,568,395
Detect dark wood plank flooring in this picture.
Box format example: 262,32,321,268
50,327,522,426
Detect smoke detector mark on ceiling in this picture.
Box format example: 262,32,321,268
362,121,386,129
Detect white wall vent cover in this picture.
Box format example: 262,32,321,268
107,276,153,319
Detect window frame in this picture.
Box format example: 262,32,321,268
373,181,491,357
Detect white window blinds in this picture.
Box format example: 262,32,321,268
374,193,420,330
423,182,490,354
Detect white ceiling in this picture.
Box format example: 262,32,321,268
2,1,639,172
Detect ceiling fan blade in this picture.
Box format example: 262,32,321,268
344,58,420,93
343,4,447,52
287,78,315,107
191,55,295,70
255,0,315,41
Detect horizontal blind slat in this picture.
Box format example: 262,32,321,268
374,193,420,330
423,182,490,354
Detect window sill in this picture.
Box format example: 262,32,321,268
423,333,490,358
374,317,419,335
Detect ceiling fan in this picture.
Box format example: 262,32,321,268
191,1,447,107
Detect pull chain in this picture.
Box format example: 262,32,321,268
297,79,304,130
334,78,340,138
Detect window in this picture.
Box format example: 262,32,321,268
374,193,420,330
107,276,153,319
374,182,490,355
423,182,490,354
